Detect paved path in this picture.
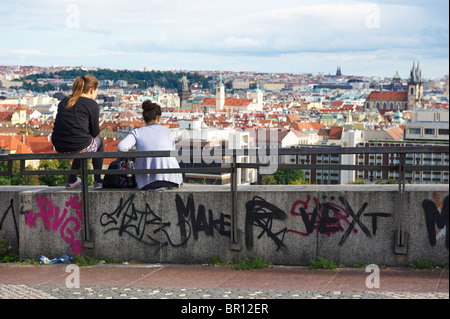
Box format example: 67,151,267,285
0,263,448,300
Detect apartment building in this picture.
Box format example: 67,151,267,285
355,141,448,184
404,109,449,141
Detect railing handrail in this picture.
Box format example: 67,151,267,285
1,145,448,162
1,145,448,251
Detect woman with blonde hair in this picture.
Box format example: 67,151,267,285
52,74,104,189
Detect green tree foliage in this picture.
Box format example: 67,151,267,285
1,159,94,186
38,159,71,186
24,69,213,91
274,169,306,185
0,161,39,186
261,175,277,185
261,169,307,185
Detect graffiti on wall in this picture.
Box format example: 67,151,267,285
0,199,19,246
286,194,392,246
245,196,287,251
100,194,180,248
8,191,447,255
99,193,393,252
175,194,231,242
100,194,231,249
22,196,84,255
422,194,449,250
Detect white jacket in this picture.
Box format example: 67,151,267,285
117,123,183,189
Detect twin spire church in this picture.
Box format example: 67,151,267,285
365,61,424,112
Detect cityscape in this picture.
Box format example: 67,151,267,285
0,63,448,186
0,0,449,304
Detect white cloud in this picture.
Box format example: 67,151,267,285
0,0,447,77
221,37,265,51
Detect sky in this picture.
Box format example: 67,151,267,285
0,0,448,79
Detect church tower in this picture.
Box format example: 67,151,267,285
407,61,423,110
216,76,225,111
392,71,402,91
250,83,263,111
178,76,191,109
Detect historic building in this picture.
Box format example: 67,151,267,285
365,62,424,111
392,71,403,91
407,61,424,109
201,78,263,112
178,76,192,109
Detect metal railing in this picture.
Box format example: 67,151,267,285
1,145,449,253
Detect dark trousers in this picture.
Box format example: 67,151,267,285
141,180,180,191
68,136,104,184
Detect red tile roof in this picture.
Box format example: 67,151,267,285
290,121,325,131
0,136,33,154
201,98,253,107
329,126,343,140
286,114,301,123
366,91,408,101
21,135,56,153
385,126,405,141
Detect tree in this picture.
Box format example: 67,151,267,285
0,161,39,186
261,169,307,185
274,169,306,185
38,159,71,186
261,175,277,185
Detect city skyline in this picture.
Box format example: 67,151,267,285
0,0,448,79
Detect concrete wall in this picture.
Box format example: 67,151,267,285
1,185,448,267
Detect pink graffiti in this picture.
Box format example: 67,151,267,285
286,194,353,237
24,196,84,255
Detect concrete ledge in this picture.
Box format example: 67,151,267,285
1,185,448,267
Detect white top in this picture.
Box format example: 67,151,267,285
117,123,183,189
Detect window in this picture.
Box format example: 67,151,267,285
438,129,449,135
408,128,421,134
424,129,435,135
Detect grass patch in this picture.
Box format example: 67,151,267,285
209,256,222,266
208,256,270,270
233,256,272,270
0,238,17,263
411,258,434,269
309,257,343,270
73,256,121,267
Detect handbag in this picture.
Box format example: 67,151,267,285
103,158,137,188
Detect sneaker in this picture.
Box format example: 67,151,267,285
94,180,103,189
66,177,81,189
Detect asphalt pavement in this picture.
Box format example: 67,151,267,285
0,263,448,300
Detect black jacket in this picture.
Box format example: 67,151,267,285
51,96,100,153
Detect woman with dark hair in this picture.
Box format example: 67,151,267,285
117,100,183,190
51,74,104,189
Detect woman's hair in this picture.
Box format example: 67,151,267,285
66,75,99,109
142,100,162,123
